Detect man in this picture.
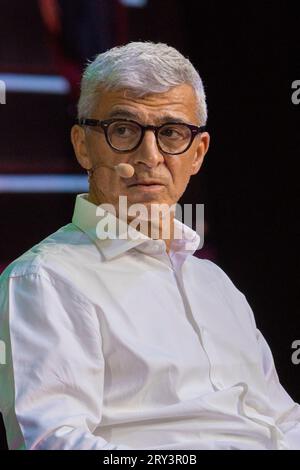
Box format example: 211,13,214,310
0,41,299,450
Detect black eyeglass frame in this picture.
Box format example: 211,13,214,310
76,118,206,155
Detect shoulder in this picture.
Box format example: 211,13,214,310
0,224,98,319
189,255,239,289
0,223,91,282
189,256,257,329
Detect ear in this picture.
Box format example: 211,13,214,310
70,125,92,170
190,132,210,176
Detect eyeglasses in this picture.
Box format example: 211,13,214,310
76,118,206,155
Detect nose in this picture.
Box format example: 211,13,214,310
131,129,165,168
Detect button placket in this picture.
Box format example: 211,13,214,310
169,258,215,389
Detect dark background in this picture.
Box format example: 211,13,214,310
0,0,299,450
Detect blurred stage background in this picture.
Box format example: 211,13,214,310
0,0,299,450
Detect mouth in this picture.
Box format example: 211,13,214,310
128,183,165,192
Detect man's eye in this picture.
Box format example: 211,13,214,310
115,126,129,135
162,128,174,136
161,127,182,138
113,125,137,137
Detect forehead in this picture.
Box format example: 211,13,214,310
93,84,199,124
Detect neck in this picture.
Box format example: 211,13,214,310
136,213,175,254
87,192,175,254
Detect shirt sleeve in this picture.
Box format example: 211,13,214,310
1,271,131,450
256,329,300,449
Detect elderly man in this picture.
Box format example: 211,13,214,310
0,42,299,450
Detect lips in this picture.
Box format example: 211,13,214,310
128,180,164,187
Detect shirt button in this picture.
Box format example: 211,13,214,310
153,242,162,253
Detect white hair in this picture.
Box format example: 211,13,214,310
77,41,207,125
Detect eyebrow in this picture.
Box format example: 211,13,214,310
107,109,189,125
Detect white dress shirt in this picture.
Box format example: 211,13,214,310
0,194,299,450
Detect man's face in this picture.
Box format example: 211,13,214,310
71,84,210,214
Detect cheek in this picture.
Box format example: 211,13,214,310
168,161,191,191
93,170,122,197
88,134,114,162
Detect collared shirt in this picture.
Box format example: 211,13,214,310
0,194,299,450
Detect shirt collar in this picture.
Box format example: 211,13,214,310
72,194,200,260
